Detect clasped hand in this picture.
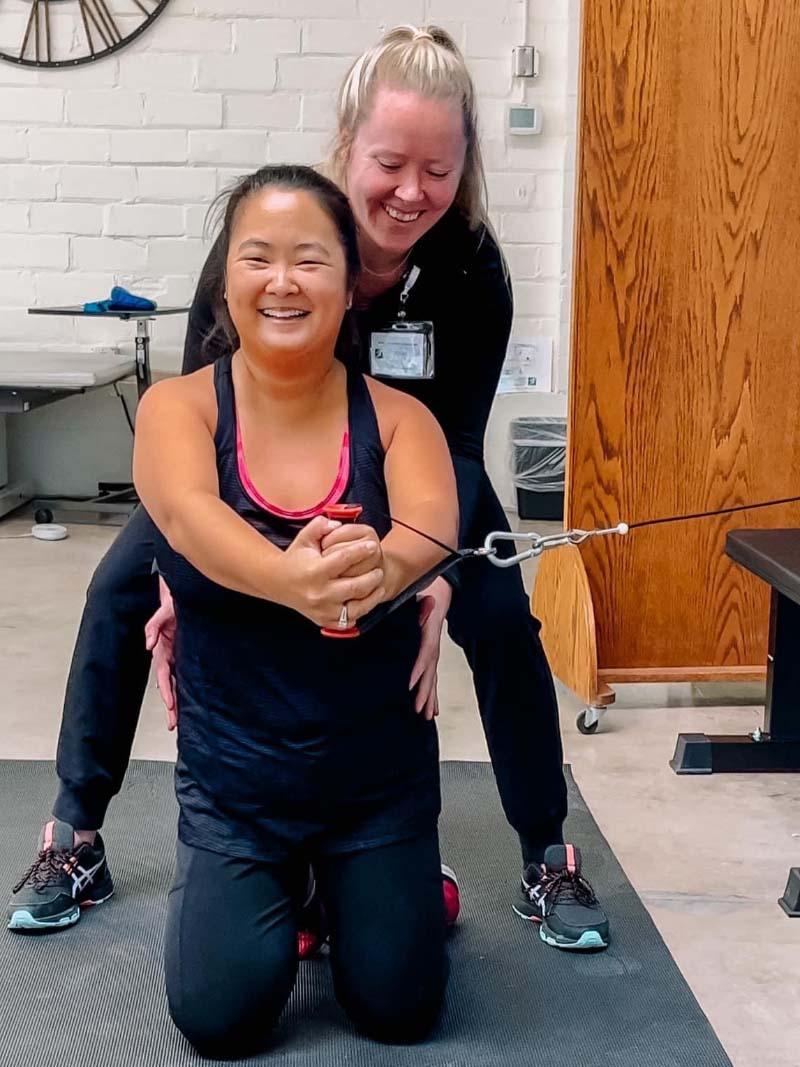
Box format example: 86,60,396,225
145,518,448,728
144,516,387,729
287,514,387,629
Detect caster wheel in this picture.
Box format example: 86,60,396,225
576,709,600,735
34,508,53,524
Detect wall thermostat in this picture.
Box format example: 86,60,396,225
508,105,541,135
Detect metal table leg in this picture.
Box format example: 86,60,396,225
671,590,800,773
135,317,152,398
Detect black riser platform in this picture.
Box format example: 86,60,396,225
671,733,800,774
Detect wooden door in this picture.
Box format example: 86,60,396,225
568,0,800,674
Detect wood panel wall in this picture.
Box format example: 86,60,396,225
565,0,800,674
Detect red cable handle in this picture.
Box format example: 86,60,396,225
320,504,363,638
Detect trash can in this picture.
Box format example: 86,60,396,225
510,416,566,521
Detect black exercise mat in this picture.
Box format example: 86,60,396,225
0,761,731,1067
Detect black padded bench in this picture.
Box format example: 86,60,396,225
671,529,800,775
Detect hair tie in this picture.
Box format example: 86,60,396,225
412,29,434,43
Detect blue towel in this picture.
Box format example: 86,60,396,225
83,287,157,314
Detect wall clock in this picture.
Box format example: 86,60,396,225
0,0,171,68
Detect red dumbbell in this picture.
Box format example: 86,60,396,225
320,503,363,639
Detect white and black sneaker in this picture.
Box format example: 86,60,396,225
7,819,114,932
513,844,609,951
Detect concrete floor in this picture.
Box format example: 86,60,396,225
1,509,799,1067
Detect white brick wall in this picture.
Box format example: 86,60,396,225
66,91,145,127
30,203,104,236
144,93,223,129
0,0,578,504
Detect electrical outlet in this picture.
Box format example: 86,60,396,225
512,45,539,78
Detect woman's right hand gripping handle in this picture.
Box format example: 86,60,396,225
280,515,386,629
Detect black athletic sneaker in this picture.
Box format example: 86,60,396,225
7,820,114,932
513,844,609,950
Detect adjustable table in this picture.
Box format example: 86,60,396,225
15,305,189,524
28,305,189,400
671,529,800,774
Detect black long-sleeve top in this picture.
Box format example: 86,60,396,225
182,207,513,542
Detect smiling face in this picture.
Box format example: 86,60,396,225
345,87,467,261
225,186,351,363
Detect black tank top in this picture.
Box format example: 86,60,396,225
153,354,440,862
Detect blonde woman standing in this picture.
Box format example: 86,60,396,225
9,27,609,955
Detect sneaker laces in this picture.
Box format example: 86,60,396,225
12,848,73,894
540,869,598,911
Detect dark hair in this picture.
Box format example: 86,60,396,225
202,164,361,356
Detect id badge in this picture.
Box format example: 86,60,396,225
369,320,435,380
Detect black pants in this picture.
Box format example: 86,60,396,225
448,459,566,861
165,833,447,1058
54,506,160,830
54,470,567,862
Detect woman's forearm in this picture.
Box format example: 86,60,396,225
156,489,290,605
381,499,457,601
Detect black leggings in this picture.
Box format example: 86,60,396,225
165,833,447,1059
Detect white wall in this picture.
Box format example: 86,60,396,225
0,0,578,504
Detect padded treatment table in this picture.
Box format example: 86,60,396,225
0,306,188,524
0,350,136,414
0,350,138,520
671,529,800,774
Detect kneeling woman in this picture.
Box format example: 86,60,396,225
133,165,457,1058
